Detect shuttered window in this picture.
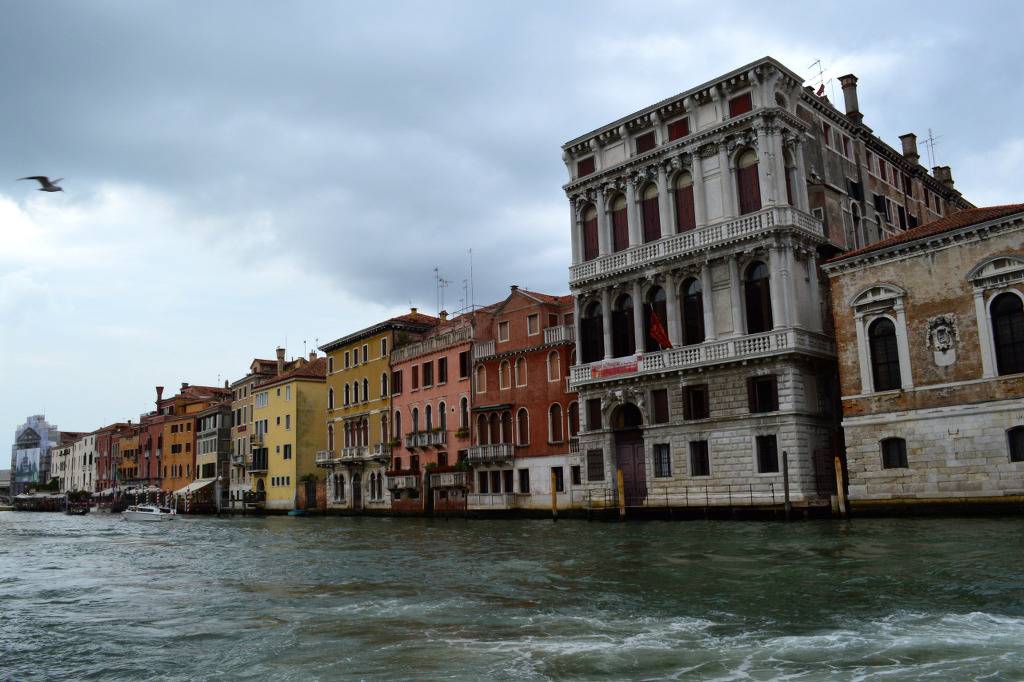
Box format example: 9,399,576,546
728,92,752,117
635,132,656,154
667,117,689,141
577,157,595,177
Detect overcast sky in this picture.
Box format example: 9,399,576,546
2,1,1021,455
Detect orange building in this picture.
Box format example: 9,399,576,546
156,383,231,496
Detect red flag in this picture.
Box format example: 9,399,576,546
816,83,825,97
647,304,672,350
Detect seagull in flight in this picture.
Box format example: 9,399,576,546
18,176,64,192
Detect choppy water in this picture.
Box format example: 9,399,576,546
1,513,1023,681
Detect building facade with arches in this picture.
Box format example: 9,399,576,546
824,205,1024,508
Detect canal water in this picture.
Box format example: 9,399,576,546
1,513,1022,680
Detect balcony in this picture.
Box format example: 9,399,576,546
370,443,392,460
569,328,835,389
250,454,268,472
569,206,824,285
386,474,420,491
431,471,468,488
569,436,580,454
342,445,368,460
473,340,496,360
391,325,473,363
543,324,575,345
315,450,335,466
230,452,246,466
466,443,515,464
467,492,516,510
249,433,263,448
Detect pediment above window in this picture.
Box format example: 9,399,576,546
967,255,1024,289
850,284,905,312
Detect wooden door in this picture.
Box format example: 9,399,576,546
352,473,362,510
617,441,647,506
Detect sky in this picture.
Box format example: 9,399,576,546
2,0,1022,456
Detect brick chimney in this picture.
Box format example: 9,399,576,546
899,133,920,164
181,382,189,391
276,347,286,375
308,350,317,361
410,307,418,315
510,284,519,293
933,166,955,189
838,74,862,123
156,386,164,402
439,310,448,321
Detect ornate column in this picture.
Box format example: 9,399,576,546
773,129,789,206
894,302,914,389
573,295,583,366
595,190,610,256
701,262,717,340
854,312,873,393
601,287,613,360
625,179,641,247
768,245,785,329
807,250,823,332
657,165,672,236
783,245,798,328
632,280,645,353
755,124,774,206
729,255,744,335
664,275,682,347
718,144,735,218
692,153,707,228
793,139,810,212
569,199,581,264
974,289,996,377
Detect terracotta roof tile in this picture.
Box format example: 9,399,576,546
828,204,1024,263
258,356,327,388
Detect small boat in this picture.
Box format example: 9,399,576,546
65,504,90,516
287,509,307,517
122,505,177,522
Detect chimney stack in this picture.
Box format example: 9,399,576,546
410,307,418,315
156,386,164,402
933,166,955,189
510,284,519,292
181,382,189,391
308,350,317,361
838,74,862,123
899,133,920,164
276,347,286,375
224,379,229,389
439,310,448,321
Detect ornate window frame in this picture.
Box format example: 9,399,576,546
850,284,913,393
968,255,1024,377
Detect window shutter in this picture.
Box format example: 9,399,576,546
642,197,660,242
667,117,689,140
728,93,753,117
635,132,656,154
612,209,629,251
583,218,599,260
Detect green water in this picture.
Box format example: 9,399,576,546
1,513,1022,680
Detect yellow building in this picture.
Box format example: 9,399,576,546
251,355,328,511
318,309,437,511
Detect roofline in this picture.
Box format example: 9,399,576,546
319,318,436,353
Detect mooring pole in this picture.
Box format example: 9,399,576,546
616,468,626,521
834,456,847,517
550,469,558,522
782,450,791,521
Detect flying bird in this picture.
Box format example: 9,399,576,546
18,176,64,192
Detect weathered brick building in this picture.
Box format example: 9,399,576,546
823,205,1024,509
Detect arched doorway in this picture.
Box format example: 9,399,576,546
352,472,362,510
611,403,646,506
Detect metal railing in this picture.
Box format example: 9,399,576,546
543,325,575,345
568,437,580,454
569,205,824,284
466,443,515,463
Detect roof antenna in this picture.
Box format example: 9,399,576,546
922,128,942,168
468,248,475,312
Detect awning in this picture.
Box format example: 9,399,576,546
173,479,214,496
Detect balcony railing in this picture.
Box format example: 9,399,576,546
466,443,515,463
569,436,580,454
342,445,368,460
473,340,496,360
250,455,268,472
569,328,835,389
390,325,473,363
467,492,516,510
431,471,468,488
543,324,575,345
370,443,392,460
386,474,420,491
569,206,824,285
315,450,334,465
249,433,263,448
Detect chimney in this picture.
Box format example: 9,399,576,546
224,379,229,389
156,386,164,402
933,166,955,189
838,74,862,123
439,310,448,321
276,347,285,375
899,134,920,164
308,350,317,361
510,284,519,292
410,307,418,315
181,382,189,391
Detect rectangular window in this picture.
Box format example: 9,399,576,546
392,370,402,394
283,444,292,460
728,92,753,117
362,344,368,363
518,468,530,493
551,466,565,493
381,337,388,357
285,385,291,401
1008,428,1024,462
586,449,604,481
577,157,595,178
683,385,710,420
881,438,909,469
571,465,582,486
689,441,710,476
897,205,907,230
667,117,689,141
422,362,433,387
412,365,419,390
822,121,831,147
490,470,502,493
498,321,510,342
634,131,656,154
459,350,470,379
502,469,513,495
747,376,779,413
756,435,779,473
653,444,672,477
285,414,290,430
586,399,602,431
344,351,350,368
527,313,540,336
651,389,669,424
438,357,448,384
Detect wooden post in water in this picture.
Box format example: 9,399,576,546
834,456,847,517
782,450,791,521
550,469,558,522
616,468,626,520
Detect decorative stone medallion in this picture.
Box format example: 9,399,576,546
926,314,959,366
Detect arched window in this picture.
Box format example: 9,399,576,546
581,301,605,363
868,318,902,391
547,351,561,382
475,365,486,393
439,402,447,431
645,286,669,351
611,194,629,252
516,408,530,446
381,372,389,397
477,413,488,445
380,414,388,443
736,149,761,215
460,397,469,429
744,261,773,333
568,401,579,437
880,437,908,469
515,357,527,386
500,411,512,444
344,384,351,405
362,378,369,402
582,204,599,261
499,360,511,389
991,292,1024,375
412,407,420,433
641,183,660,242
352,381,359,404
549,403,563,443
394,410,401,440
328,388,335,410
1008,426,1024,462
612,294,636,357
344,423,351,448
425,404,433,431
489,413,500,444
674,171,696,232
681,277,705,345
327,424,334,452
361,418,368,445
335,474,345,502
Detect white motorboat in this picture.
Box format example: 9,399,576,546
122,505,177,522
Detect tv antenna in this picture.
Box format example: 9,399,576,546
922,128,942,168
807,59,836,101
434,267,452,315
